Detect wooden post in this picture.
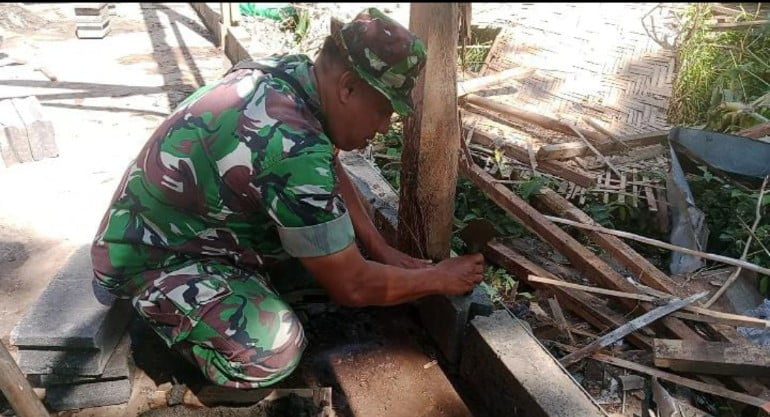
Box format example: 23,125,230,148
398,3,460,260
220,3,231,46
0,341,49,417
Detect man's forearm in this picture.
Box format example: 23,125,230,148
334,156,390,258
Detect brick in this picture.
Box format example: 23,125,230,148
37,333,133,386
45,377,132,411
10,96,58,160
417,286,493,365
460,311,606,417
11,245,131,350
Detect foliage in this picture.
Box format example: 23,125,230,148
668,3,770,129
688,167,770,295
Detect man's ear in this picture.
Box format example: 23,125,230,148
336,70,358,105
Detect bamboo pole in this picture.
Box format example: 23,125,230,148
0,341,49,417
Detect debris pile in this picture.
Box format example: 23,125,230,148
452,63,770,415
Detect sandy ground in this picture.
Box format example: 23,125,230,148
0,3,230,415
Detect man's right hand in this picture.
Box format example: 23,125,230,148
433,254,485,295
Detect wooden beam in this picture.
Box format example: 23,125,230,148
398,3,460,260
468,128,596,187
0,340,51,417
559,291,707,368
533,187,678,294
536,130,668,160
654,339,770,377
484,241,654,350
463,94,607,143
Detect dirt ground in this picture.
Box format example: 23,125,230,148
0,3,233,416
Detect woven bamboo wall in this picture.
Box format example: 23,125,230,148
478,3,686,137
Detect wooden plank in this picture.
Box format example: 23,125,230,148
0,340,51,417
632,169,638,208
553,347,770,413
398,3,460,260
484,241,653,350
559,291,707,367
618,172,626,204
643,175,658,212
456,67,535,97
548,297,576,344
654,339,770,377
468,128,597,188
533,187,679,294
603,170,611,204
536,130,668,160
463,94,608,143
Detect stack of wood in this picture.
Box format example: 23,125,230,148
453,71,770,416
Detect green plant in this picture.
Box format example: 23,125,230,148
688,166,770,295
668,3,770,129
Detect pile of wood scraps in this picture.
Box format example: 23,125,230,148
452,70,770,416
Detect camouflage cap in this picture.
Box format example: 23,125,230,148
335,8,427,116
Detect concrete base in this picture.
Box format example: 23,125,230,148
460,311,608,417
46,377,133,411
12,245,131,351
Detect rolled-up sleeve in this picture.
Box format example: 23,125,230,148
256,149,355,258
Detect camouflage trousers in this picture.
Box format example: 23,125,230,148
131,261,307,389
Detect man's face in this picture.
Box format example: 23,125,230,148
330,74,394,151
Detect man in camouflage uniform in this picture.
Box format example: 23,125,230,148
92,8,484,389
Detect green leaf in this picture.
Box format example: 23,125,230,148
762,194,770,207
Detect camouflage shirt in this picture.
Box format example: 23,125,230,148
92,54,355,297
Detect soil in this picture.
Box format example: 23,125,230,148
137,394,320,417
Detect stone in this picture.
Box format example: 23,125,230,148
11,245,131,351
19,344,112,376
45,377,132,411
37,333,134,386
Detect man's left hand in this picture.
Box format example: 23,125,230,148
376,245,433,269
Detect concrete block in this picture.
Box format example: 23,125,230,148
37,333,133,386
417,286,493,365
19,344,112,376
460,311,607,417
0,99,32,164
74,3,108,16
11,245,131,350
11,96,58,160
45,377,132,411
76,26,111,39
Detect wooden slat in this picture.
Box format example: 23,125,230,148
536,130,668,160
533,187,679,294
654,339,770,377
468,128,597,187
484,241,653,350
